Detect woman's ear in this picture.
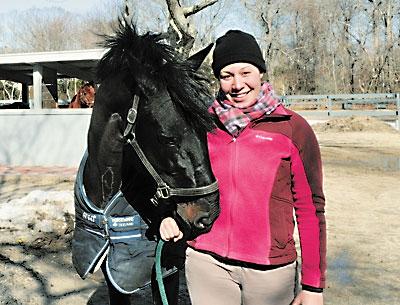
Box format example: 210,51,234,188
260,73,264,80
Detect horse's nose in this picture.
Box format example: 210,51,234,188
190,192,220,232
193,211,214,230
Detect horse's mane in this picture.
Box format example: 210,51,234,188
97,22,215,132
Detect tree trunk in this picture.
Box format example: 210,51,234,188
165,0,218,55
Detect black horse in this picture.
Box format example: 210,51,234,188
71,22,220,305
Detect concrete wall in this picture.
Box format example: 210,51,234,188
0,109,92,167
1,108,397,169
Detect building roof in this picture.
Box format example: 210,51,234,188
0,49,107,84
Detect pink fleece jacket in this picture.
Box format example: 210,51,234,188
189,105,326,289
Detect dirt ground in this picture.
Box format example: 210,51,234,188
0,116,399,305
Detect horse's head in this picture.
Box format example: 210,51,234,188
127,89,219,239
78,82,95,108
93,23,219,240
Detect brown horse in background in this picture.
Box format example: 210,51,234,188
69,81,96,108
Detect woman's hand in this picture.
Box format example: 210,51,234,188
291,290,323,305
159,217,183,242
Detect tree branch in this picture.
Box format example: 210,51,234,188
183,0,219,17
165,0,219,54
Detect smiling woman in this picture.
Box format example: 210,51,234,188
160,29,327,305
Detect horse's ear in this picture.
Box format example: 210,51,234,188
186,43,214,71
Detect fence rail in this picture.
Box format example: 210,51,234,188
281,93,400,114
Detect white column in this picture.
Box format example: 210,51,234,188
33,64,43,109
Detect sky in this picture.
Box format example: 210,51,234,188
0,0,259,46
0,0,99,14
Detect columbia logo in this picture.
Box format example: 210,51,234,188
255,135,273,141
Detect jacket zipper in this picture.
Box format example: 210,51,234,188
227,133,239,256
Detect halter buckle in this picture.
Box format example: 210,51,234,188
127,108,137,124
156,185,171,199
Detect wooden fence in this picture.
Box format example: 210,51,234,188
281,93,399,115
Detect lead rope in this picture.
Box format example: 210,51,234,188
155,239,169,305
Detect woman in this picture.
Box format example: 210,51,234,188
160,30,326,305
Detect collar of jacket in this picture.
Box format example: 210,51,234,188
251,103,292,123
210,103,292,134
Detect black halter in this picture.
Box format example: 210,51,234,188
123,95,219,206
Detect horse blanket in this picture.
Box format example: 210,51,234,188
72,151,175,293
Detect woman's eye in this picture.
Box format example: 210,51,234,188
220,75,231,80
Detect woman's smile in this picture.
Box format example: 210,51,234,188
229,90,251,98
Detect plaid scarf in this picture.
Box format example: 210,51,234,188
211,82,281,137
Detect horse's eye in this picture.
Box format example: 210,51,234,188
158,134,178,146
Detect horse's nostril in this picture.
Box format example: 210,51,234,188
194,214,212,230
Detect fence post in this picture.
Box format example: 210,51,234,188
327,96,332,116
396,93,400,130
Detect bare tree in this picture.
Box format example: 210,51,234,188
184,0,227,52
243,0,285,81
0,80,21,100
164,0,218,54
3,0,400,96
83,0,124,44
120,0,222,55
9,8,83,52
364,0,398,92
247,0,334,94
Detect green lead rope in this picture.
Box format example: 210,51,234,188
155,239,169,305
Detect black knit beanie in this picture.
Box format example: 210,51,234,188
212,30,266,78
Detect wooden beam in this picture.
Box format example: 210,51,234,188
0,68,32,84
21,83,29,104
43,66,58,102
44,62,97,81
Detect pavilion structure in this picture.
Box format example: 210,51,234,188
0,49,107,108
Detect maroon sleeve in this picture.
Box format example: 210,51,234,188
289,112,326,288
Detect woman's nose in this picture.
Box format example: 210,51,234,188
232,75,243,89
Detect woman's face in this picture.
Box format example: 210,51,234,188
219,62,263,108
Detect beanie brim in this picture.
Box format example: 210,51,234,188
212,55,266,78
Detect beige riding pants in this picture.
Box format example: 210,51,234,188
185,247,297,305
